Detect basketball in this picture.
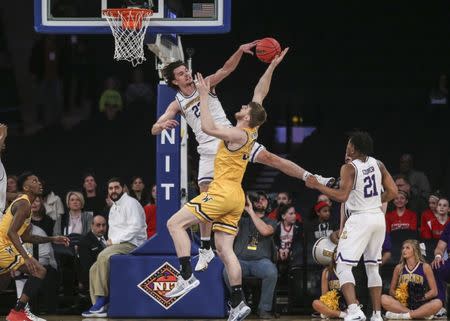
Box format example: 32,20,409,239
256,37,282,63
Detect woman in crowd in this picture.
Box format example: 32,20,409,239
381,239,442,319
30,195,55,237
421,196,450,240
129,176,149,207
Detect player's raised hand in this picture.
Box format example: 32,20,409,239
270,47,289,68
239,40,260,55
196,73,210,95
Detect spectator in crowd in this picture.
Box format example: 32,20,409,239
54,191,93,237
125,68,154,106
129,176,149,207
99,77,123,121
382,239,441,319
31,195,55,237
274,204,304,270
82,177,147,318
386,190,417,233
7,175,18,194
421,197,450,240
82,173,106,216
223,193,278,319
429,73,448,106
54,191,93,296
399,154,430,205
41,180,65,221
144,184,157,238
421,191,440,235
308,201,339,243
78,215,108,293
318,194,332,207
312,252,348,319
394,175,426,215
267,191,302,222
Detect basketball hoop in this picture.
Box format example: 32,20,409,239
103,8,153,67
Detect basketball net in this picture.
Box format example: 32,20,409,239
103,8,153,67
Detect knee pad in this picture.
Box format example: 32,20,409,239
365,264,382,287
336,263,355,286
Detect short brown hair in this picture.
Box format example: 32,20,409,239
162,60,187,90
248,102,267,128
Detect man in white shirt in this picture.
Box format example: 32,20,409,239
0,123,7,215
82,178,147,318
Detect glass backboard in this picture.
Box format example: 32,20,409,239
34,0,230,34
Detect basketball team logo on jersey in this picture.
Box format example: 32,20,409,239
137,262,184,309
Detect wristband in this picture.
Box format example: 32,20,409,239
435,254,442,259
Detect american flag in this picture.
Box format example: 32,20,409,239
193,3,215,18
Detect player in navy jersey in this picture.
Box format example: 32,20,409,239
382,239,441,319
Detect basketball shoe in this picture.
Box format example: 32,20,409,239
6,309,32,321
195,248,215,271
24,304,46,321
227,301,251,321
345,306,366,321
165,274,200,298
370,312,383,321
435,308,447,319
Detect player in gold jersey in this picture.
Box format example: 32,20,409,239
164,48,288,321
0,172,69,321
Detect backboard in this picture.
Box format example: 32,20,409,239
34,0,231,35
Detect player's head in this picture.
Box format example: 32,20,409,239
107,177,125,202
401,239,425,264
235,102,267,128
162,61,191,90
346,130,373,158
436,196,449,216
17,171,42,196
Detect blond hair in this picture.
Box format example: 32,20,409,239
66,191,85,209
399,239,425,268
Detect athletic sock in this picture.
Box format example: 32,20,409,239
14,300,26,312
22,276,43,302
179,256,192,280
200,237,211,250
230,285,244,308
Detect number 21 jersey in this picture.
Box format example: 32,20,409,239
345,156,382,215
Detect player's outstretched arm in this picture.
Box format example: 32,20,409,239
197,73,247,144
151,101,180,135
206,40,259,88
306,164,355,203
378,161,398,203
252,48,289,104
254,149,303,179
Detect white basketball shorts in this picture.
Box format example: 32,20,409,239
197,140,265,183
336,212,385,266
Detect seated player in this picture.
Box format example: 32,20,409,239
312,252,348,319
381,239,442,319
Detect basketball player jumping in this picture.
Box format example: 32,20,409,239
152,41,333,272
164,49,287,321
0,172,70,321
306,131,398,321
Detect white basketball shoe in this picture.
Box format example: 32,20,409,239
165,274,200,298
345,307,366,321
195,248,215,272
227,301,251,321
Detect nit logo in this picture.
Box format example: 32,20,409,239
137,262,184,309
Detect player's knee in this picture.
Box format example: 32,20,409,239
312,299,321,310
365,264,382,287
166,216,177,233
336,263,355,286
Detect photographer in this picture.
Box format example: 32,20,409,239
222,191,278,319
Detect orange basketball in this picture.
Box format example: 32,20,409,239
256,37,282,63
